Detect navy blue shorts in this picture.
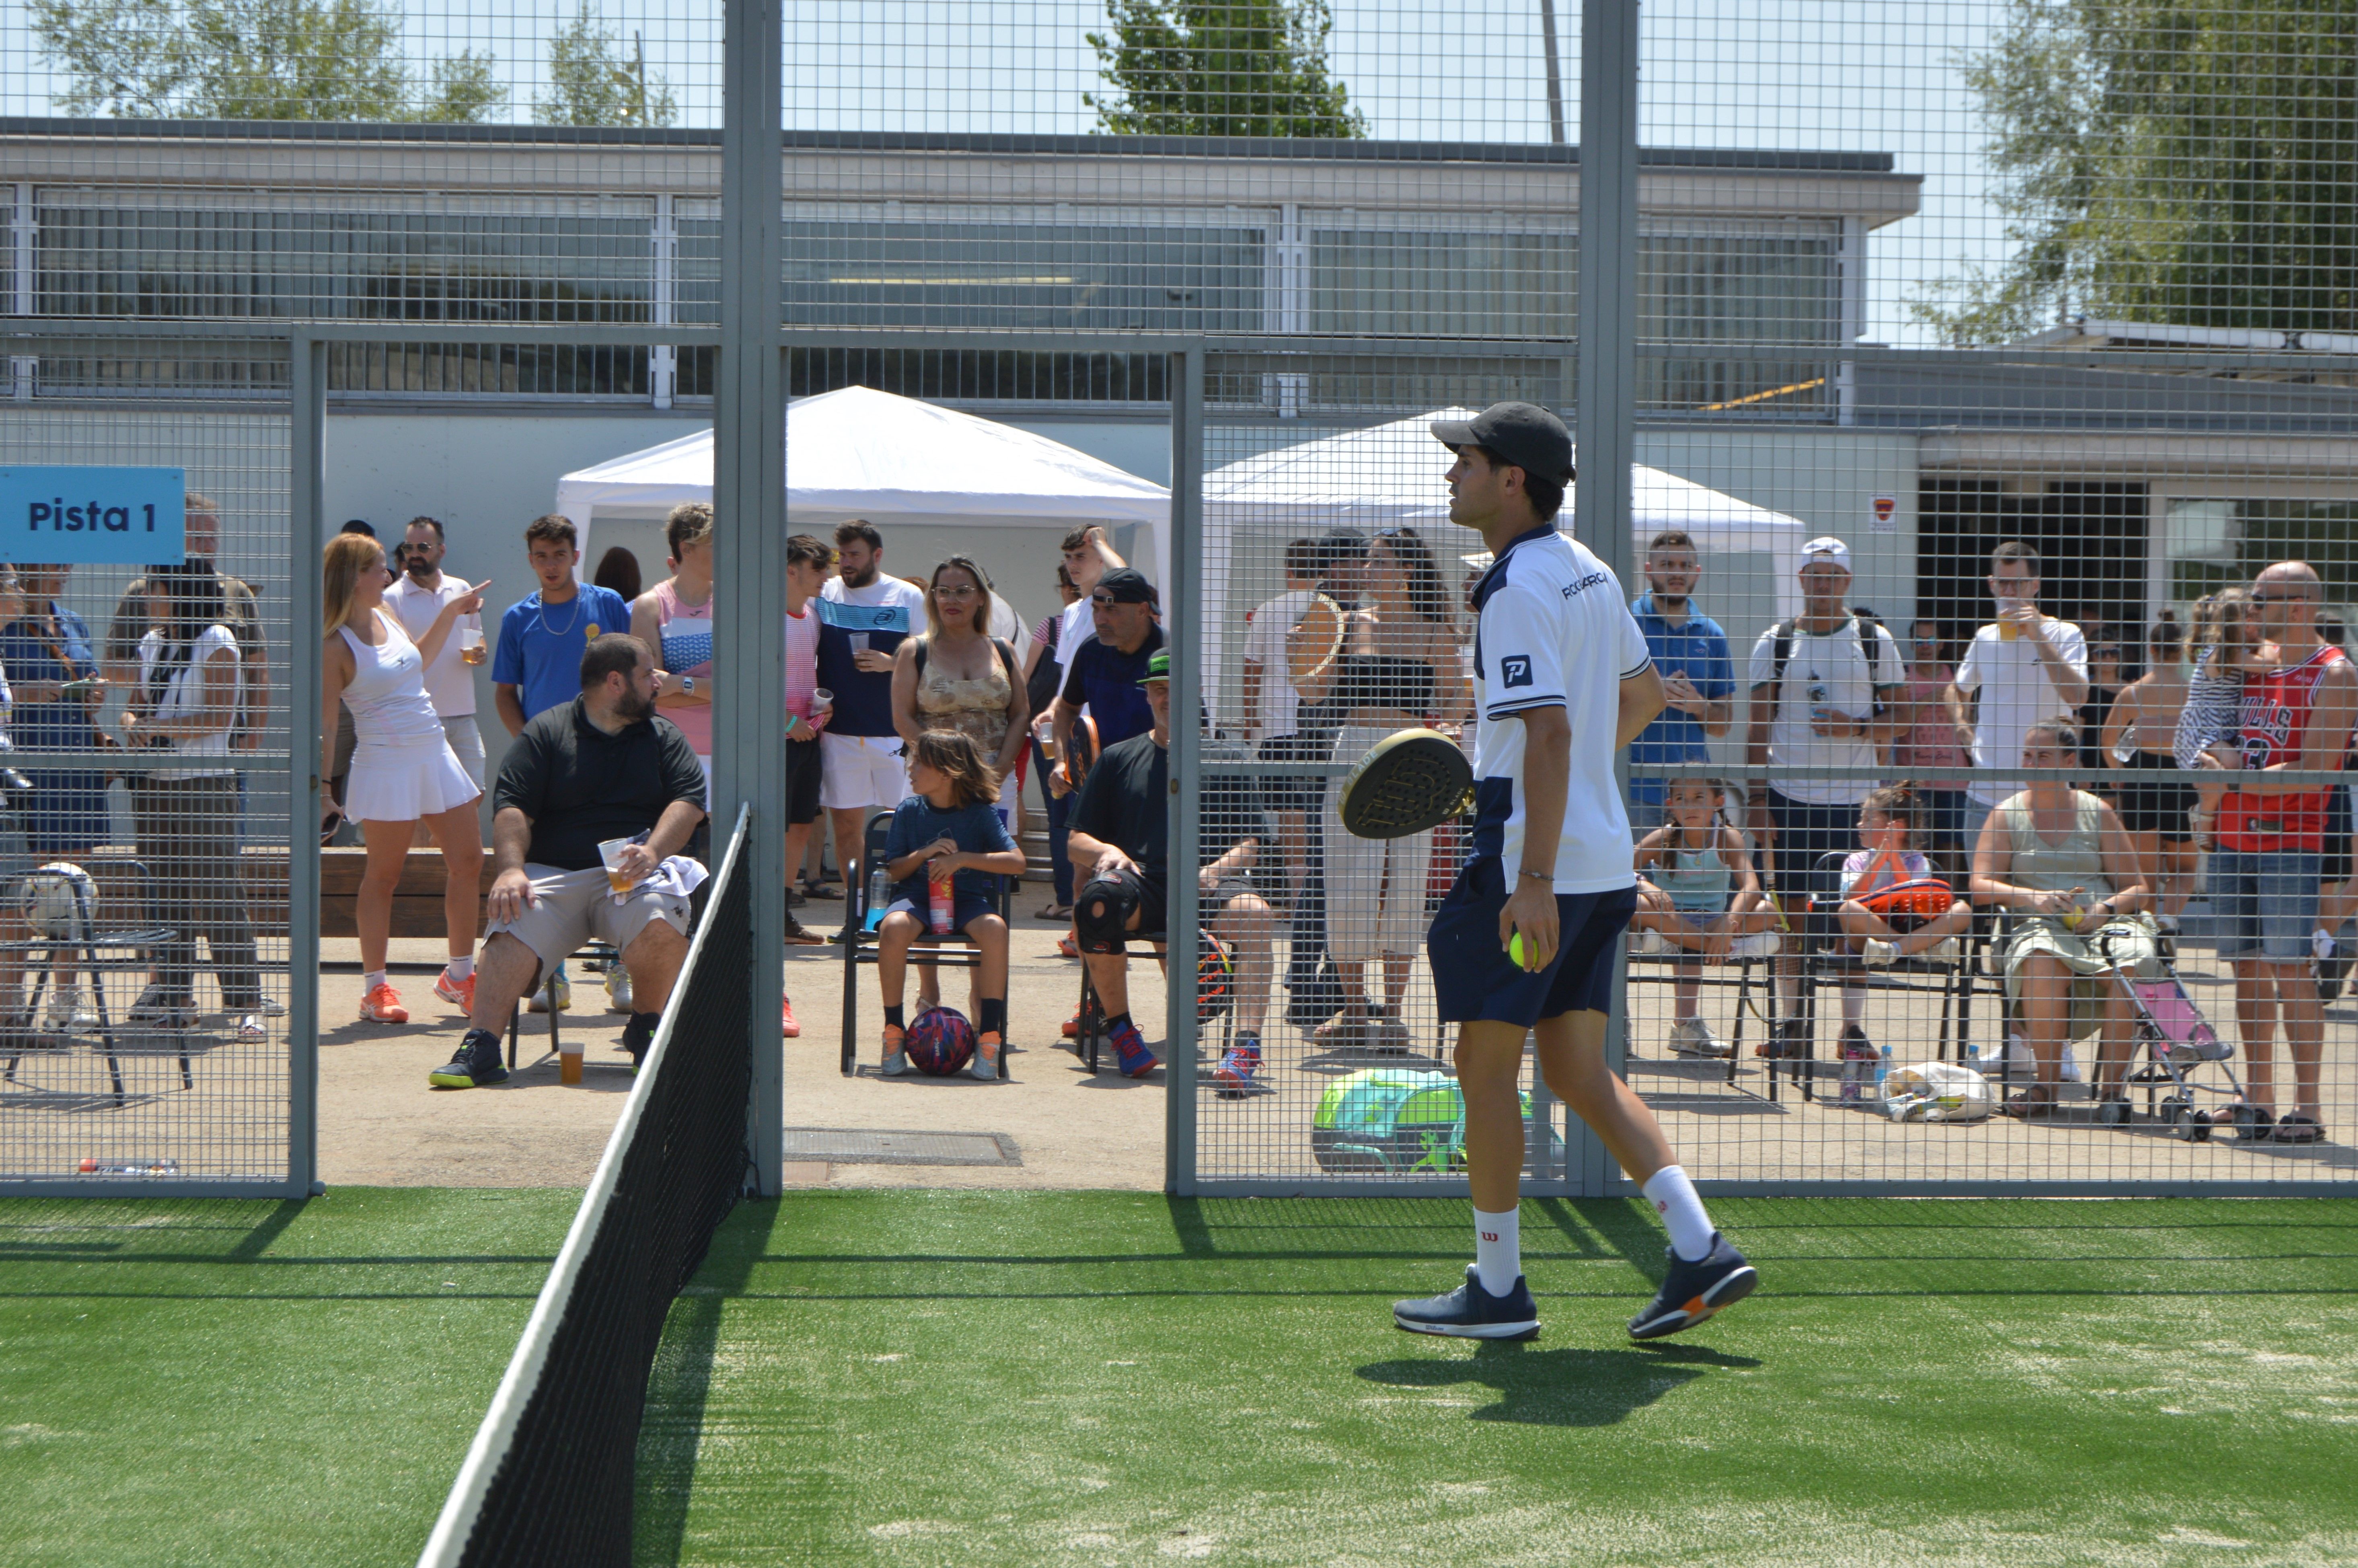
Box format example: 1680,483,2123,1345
883,893,1000,935
1427,856,1637,1027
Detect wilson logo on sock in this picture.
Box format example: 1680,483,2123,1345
1479,1230,1499,1242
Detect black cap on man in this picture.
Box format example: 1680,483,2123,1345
1430,402,1575,485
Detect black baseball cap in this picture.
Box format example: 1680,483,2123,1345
1431,402,1575,483
1094,567,1157,605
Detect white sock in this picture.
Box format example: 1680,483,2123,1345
2314,928,2337,962
1842,985,1867,1025
363,970,387,993
1471,1206,1521,1296
446,954,475,981
1642,1165,1717,1262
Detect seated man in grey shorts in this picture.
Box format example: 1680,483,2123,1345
430,633,708,1089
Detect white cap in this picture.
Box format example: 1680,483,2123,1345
1799,536,1852,573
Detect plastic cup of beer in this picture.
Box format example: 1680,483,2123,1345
811,687,833,715
1996,598,2021,641
559,1046,584,1086
848,632,871,657
598,837,642,895
460,624,487,665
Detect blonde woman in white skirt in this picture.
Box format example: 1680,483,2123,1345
1315,528,1474,1048
320,533,489,1025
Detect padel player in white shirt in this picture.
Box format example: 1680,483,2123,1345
1394,401,1759,1343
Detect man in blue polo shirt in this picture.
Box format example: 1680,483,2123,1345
490,513,633,1013
1048,567,1165,792
1626,529,1735,837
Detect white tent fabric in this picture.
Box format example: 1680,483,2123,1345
552,384,1172,586
1203,408,1809,717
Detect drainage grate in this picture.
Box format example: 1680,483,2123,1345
781,1128,1022,1167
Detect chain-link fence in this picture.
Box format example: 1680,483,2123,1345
7,0,2356,1195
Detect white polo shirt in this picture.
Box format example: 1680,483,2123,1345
382,573,477,718
1953,617,2087,806
1468,526,1651,894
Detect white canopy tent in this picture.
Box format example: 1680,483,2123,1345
552,384,1172,590
1204,408,1809,718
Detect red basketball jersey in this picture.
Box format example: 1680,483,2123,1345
2219,643,2351,853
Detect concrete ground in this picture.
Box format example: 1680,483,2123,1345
19,892,2345,1190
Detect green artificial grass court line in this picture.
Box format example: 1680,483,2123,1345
0,1187,579,1568
637,1194,2358,1568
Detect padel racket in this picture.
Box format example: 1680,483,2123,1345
1336,728,1474,839
1286,593,1347,703
1060,713,1100,796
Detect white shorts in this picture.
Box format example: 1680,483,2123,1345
820,733,909,812
441,714,486,791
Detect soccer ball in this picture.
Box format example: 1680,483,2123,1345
904,1006,977,1077
18,863,98,941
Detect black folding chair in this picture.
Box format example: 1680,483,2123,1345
839,810,1013,1077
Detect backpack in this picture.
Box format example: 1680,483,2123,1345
1311,1068,1559,1175
1762,608,1890,720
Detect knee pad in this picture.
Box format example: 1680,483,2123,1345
1075,876,1137,954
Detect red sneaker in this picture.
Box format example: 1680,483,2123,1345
1057,934,1080,959
781,995,800,1038
358,982,410,1024
1061,1014,1079,1038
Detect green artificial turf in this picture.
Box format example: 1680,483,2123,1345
0,1188,578,1567
637,1194,2358,1567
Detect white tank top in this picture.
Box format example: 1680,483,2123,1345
340,611,446,748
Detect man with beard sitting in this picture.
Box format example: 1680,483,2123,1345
428,633,708,1089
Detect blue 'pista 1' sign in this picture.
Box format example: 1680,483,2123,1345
0,466,188,564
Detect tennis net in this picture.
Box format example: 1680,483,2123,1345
417,806,755,1568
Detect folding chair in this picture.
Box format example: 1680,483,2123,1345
504,938,623,1073
839,810,1013,1077
1623,941,1772,1085
0,859,188,1109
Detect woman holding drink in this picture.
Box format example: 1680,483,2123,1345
320,533,490,1024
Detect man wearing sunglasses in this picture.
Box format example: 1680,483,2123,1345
1048,567,1164,798
2215,562,2355,1143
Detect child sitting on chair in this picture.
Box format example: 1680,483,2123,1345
876,730,1026,1081
1837,783,1974,966
1632,779,1777,1057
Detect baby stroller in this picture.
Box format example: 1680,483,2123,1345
2093,930,2266,1141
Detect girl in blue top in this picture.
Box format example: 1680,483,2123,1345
876,729,1026,1080
1631,778,1777,1056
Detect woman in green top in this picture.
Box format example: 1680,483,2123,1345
1969,717,2158,1117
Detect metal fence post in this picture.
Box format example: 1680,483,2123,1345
288,330,325,1197
1577,0,1643,1199
1166,344,1205,1196
717,0,787,1197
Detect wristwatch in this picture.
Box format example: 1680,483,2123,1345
680,676,696,695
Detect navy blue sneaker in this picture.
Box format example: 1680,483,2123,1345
620,1011,660,1071
1393,1266,1540,1341
1627,1232,1757,1340
1109,1017,1159,1078
428,1028,509,1090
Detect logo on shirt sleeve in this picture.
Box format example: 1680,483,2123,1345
1501,655,1534,688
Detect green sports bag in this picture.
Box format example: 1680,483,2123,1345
1310,1068,1556,1175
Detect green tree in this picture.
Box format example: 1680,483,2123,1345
1912,0,2358,344
534,1,676,127
1085,0,1365,138
34,0,502,121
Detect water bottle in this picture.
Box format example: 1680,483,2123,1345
1808,674,1832,730
1874,1043,1893,1098
864,867,890,932
78,1157,179,1175
928,864,955,935
1839,1054,1865,1104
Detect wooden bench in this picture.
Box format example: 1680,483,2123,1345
40,847,491,941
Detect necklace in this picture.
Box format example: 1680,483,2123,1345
534,592,586,639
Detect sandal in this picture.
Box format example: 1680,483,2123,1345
2273,1111,2327,1144
1038,902,1074,921
2000,1086,2058,1119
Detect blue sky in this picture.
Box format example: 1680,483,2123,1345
2,0,2011,342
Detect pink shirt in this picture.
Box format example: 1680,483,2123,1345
1896,666,1967,781
785,604,822,729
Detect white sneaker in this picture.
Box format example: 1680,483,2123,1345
880,1049,913,1077
2315,928,2338,963
232,1014,268,1041
605,967,633,1013
968,1032,1002,1080
43,987,100,1032
526,971,572,1013
1667,1016,1728,1057
1922,937,1963,964
1862,938,1898,967
1726,931,1781,960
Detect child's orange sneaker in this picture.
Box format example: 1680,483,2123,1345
879,1023,909,1076
969,1030,1003,1081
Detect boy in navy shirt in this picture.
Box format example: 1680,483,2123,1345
875,730,1026,1080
